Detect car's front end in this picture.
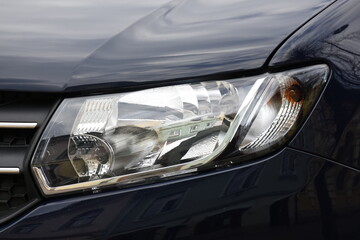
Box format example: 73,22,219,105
0,0,359,239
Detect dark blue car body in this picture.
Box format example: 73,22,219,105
0,0,359,239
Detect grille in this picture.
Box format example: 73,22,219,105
0,92,58,224
0,129,36,147
0,175,29,211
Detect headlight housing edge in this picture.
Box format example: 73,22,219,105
31,64,329,195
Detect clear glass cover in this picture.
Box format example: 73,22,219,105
31,65,329,195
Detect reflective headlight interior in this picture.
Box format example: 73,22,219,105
32,65,329,195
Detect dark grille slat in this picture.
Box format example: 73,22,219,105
0,92,59,224
0,175,28,211
0,129,36,147
0,148,28,172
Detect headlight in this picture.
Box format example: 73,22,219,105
32,65,329,195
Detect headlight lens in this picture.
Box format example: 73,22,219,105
32,65,329,195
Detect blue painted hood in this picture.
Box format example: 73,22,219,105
0,0,332,93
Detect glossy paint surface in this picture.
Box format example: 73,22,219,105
1,0,360,239
0,0,169,92
0,0,331,93
1,148,360,239
269,0,360,170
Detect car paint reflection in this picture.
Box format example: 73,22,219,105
3,148,326,239
270,0,360,170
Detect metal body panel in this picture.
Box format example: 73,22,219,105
1,148,360,239
1,0,360,239
269,0,360,170
0,0,331,93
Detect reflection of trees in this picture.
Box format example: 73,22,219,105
321,29,360,89
275,0,360,92
272,8,360,237
293,23,360,90
314,165,339,240
281,14,360,161
334,107,360,168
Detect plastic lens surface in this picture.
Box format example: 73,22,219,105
32,65,329,195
